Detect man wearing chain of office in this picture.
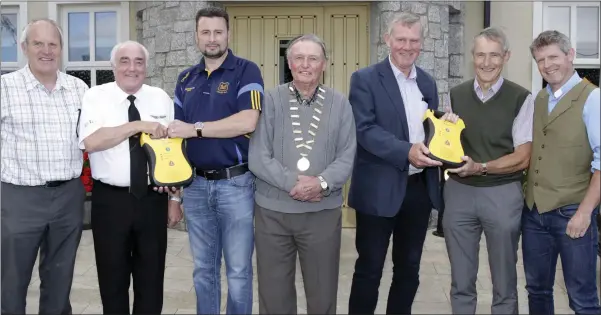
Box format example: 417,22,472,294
249,33,356,314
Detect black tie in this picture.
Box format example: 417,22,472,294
127,95,147,199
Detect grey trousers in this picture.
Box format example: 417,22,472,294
1,179,84,314
255,204,341,314
442,178,523,315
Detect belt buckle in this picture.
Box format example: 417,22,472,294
203,169,217,179
44,181,60,188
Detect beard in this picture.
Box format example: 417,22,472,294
202,46,227,59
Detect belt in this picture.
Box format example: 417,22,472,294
196,163,249,180
93,180,151,192
44,180,71,188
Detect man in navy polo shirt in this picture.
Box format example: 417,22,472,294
166,7,263,315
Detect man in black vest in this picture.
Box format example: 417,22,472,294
442,27,534,314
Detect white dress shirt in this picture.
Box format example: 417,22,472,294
389,57,428,175
1,65,89,186
78,82,174,187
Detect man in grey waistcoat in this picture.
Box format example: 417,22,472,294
248,34,356,314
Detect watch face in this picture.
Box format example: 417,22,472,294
320,182,327,189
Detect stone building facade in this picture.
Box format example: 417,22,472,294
135,1,466,109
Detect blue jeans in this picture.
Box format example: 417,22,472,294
522,203,600,315
182,171,255,315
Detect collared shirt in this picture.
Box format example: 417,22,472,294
78,82,174,187
0,65,89,186
388,56,427,175
545,71,600,172
174,49,264,170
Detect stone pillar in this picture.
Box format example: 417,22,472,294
134,1,223,98
370,1,465,111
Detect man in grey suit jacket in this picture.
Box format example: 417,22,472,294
347,11,453,314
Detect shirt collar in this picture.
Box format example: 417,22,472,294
198,48,236,73
388,55,417,80
474,76,504,95
545,70,581,100
113,82,145,104
23,64,68,91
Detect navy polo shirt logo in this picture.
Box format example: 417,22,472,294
217,82,229,94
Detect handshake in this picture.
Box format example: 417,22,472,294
289,175,324,202
138,119,195,139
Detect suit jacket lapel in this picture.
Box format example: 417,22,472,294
378,60,410,138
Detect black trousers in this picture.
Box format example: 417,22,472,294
349,172,433,314
91,180,168,314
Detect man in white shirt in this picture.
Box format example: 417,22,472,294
1,19,89,315
77,40,181,314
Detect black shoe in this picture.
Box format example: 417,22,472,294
432,230,444,238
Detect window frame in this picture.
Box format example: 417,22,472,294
49,1,130,86
532,1,601,93
0,2,28,73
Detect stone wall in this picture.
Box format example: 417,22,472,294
136,1,465,103
134,1,218,98
371,1,465,110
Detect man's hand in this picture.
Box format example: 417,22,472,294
566,210,592,239
167,120,196,139
440,112,460,124
446,156,482,177
153,186,180,194
140,121,168,139
290,175,322,202
167,201,183,228
409,143,443,168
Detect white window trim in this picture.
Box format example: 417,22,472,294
532,1,600,93
1,2,28,71
48,1,129,85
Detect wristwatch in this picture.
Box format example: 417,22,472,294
194,122,204,138
317,175,331,196
481,163,488,176
169,195,182,203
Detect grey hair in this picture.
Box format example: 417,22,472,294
471,26,510,54
20,18,64,47
529,30,572,58
285,34,329,60
386,11,425,39
110,40,150,68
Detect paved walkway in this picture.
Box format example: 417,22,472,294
26,226,599,314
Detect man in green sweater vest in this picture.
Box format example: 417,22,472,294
523,30,600,315
442,27,534,314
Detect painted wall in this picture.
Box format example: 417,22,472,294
490,1,534,91
462,1,484,80
461,1,534,92
27,2,48,21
